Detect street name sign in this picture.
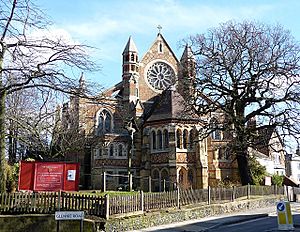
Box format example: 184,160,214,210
55,211,84,221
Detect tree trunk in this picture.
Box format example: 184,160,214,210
236,151,252,185
0,90,6,192
8,120,16,165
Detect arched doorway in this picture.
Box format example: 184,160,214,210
178,167,188,189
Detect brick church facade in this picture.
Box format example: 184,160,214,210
61,32,240,191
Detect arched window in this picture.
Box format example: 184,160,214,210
157,130,163,150
176,129,182,149
183,129,188,149
158,42,163,53
151,131,156,150
211,118,221,140
163,129,169,149
105,113,112,132
109,144,114,157
97,109,113,135
118,144,123,156
189,129,195,149
131,53,134,61
161,169,169,191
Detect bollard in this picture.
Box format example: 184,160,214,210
276,201,294,231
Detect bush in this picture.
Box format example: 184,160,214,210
5,162,19,192
249,156,268,185
272,174,284,186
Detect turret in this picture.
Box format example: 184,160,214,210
122,36,140,103
178,44,196,100
122,36,139,76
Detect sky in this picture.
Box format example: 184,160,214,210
35,0,300,89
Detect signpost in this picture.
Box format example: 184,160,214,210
276,201,293,230
55,211,84,232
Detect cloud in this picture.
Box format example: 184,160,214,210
61,0,274,41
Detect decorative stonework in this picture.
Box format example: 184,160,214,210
151,153,169,164
176,153,196,163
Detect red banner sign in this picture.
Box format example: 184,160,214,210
19,161,79,192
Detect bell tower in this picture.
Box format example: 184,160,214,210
122,36,140,103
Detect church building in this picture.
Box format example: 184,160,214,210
61,31,240,191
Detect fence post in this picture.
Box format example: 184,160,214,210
105,194,110,220
140,190,144,213
129,173,133,192
148,176,152,192
208,186,211,205
103,172,106,192
247,184,250,199
177,188,180,209
58,190,61,210
232,186,235,202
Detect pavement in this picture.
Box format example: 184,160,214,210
130,202,300,232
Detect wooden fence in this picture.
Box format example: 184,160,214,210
106,185,285,218
0,191,106,217
0,185,286,219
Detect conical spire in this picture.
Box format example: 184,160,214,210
79,72,86,91
122,36,138,55
180,44,195,62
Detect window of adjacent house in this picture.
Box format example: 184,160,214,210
97,109,113,134
183,129,188,149
176,129,182,149
157,130,163,150
163,129,169,149
152,131,156,150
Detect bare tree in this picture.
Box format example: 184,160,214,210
0,0,99,192
187,21,300,185
6,87,62,162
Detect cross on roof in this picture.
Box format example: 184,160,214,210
157,25,162,34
